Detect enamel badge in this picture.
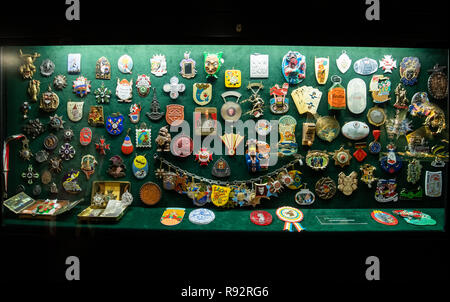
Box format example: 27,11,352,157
40,85,59,112
118,54,133,74
347,78,366,114
88,106,105,127
371,210,398,225
425,171,442,197
369,75,391,104
72,76,91,97
136,74,151,97
210,185,231,207
166,104,184,126
121,130,134,155
224,69,242,88
282,51,306,84
336,51,351,74
179,51,197,79
341,121,369,140
116,78,133,102
295,185,315,206
105,113,124,135
278,115,298,156
160,208,185,226
399,57,420,86
328,75,346,110
67,101,84,122
94,82,112,104
374,179,398,202
132,155,148,179
315,57,329,85
193,83,212,105
353,57,378,75
96,56,111,79
79,127,92,146
379,55,397,73
67,53,81,74
150,54,167,77
128,103,142,124
269,83,289,114
136,123,151,148
163,76,185,100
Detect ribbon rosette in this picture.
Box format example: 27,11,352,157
276,206,305,232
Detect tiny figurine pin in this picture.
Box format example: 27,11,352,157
28,79,40,102
20,102,31,119
155,126,171,152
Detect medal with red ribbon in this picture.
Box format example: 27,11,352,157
3,134,26,198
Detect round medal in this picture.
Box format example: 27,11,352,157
250,210,273,226
295,186,315,205
140,182,162,206
118,54,133,74
171,134,193,157
189,209,215,225
371,210,398,226
255,119,272,136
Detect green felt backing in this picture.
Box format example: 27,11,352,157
1,44,448,232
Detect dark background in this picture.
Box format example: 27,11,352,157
1,0,448,286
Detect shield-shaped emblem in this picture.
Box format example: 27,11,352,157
193,83,212,105
399,57,421,86
105,113,124,136
160,208,185,226
135,74,151,97
315,57,329,85
210,185,231,207
116,78,133,102
165,104,184,126
336,51,351,74
150,54,167,77
67,101,84,122
72,76,91,97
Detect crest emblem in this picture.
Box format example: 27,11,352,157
116,78,133,102
128,103,142,124
72,76,91,97
379,55,397,73
105,113,124,135
136,74,151,97
314,57,329,85
166,104,185,126
88,106,104,127
336,51,351,74
281,51,306,84
39,85,59,112
150,54,167,76
96,56,111,79
427,64,448,100
400,57,421,86
193,83,212,105
67,101,84,122
210,185,231,207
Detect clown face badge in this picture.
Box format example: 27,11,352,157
116,78,133,102
399,57,421,86
136,74,151,97
204,52,224,80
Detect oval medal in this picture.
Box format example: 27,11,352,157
371,210,398,225
189,209,215,225
79,127,92,146
281,51,306,84
347,78,366,114
295,187,315,206
250,210,272,226
353,57,378,75
118,54,133,74
342,121,370,140
132,155,148,179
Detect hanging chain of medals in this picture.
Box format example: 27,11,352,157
153,153,304,208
